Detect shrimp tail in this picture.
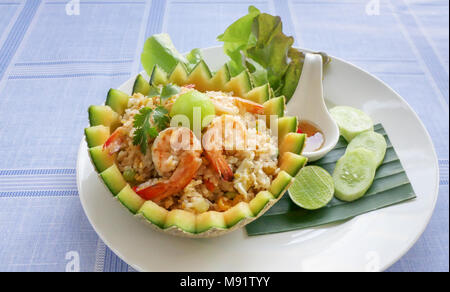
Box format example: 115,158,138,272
136,153,203,202
205,151,234,182
136,183,170,202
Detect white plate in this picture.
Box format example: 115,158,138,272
77,47,439,272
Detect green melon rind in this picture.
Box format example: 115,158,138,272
100,164,128,196
278,116,298,145
116,184,145,214
150,65,169,86
105,89,130,115
270,170,293,198
168,62,189,85
196,211,227,233
249,191,274,216
89,145,116,173
245,83,271,104
88,105,120,130
279,152,308,177
279,133,306,156
187,60,212,91
84,125,110,148
263,96,285,118
133,74,151,95
164,209,196,233
89,70,299,238
225,70,253,97
210,64,231,91
224,202,254,228
138,200,168,229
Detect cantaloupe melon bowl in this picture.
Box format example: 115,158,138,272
83,8,327,237
85,60,308,238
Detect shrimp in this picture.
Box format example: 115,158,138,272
202,115,247,182
135,127,202,202
209,93,264,115
233,97,265,115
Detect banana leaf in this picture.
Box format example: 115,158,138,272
246,124,416,236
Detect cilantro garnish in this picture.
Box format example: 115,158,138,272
132,106,170,154
152,106,170,131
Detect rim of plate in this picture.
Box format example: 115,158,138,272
77,46,440,272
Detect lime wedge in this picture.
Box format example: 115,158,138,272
289,166,334,210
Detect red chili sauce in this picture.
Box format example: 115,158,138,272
298,120,325,152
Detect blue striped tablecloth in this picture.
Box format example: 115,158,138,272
0,0,447,272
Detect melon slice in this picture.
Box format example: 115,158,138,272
279,133,306,156
85,125,110,148
133,74,151,95
138,200,168,229
150,65,169,86
224,70,253,97
249,191,274,216
263,96,285,118
88,105,121,130
196,211,227,233
164,209,196,233
106,89,130,115
117,185,145,214
270,170,293,198
210,64,231,91
278,116,298,145
187,60,212,92
168,62,189,85
89,146,116,173
279,152,308,177
224,202,254,228
245,83,271,104
100,164,127,195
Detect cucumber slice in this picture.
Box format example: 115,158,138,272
330,106,374,142
289,166,334,210
168,62,189,86
150,65,169,86
347,131,387,167
84,125,110,148
88,105,120,130
210,64,231,91
133,74,151,95
245,83,271,104
333,148,377,202
105,89,130,115
187,60,212,92
225,70,253,97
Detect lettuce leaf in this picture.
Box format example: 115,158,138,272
141,34,187,76
217,6,330,102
